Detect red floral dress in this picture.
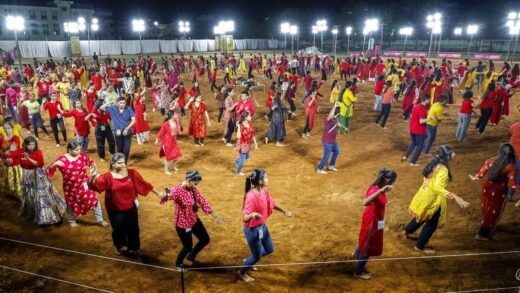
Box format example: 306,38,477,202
133,95,150,134
46,153,98,217
475,157,519,231
188,102,207,139
157,121,182,161
358,186,387,257
236,123,255,154
305,97,319,130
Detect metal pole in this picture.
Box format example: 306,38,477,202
15,30,21,68
320,32,322,52
284,34,287,51
506,35,513,62
347,35,350,56
313,34,316,47
139,31,143,57
466,35,473,58
380,24,384,52
437,30,442,55
291,34,294,55
512,33,519,62
427,31,433,58
362,35,366,54
402,35,408,55
87,26,91,56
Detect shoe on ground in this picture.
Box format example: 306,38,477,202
316,169,328,174
353,272,372,280
414,246,435,254
328,167,339,172
237,271,255,283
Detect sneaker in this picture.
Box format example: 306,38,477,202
237,271,255,283
98,220,109,228
409,163,420,167
69,222,79,228
226,143,234,147
414,246,435,254
56,144,60,148
353,272,372,280
316,169,328,174
100,158,106,162
328,167,339,172
165,171,172,175
475,234,490,241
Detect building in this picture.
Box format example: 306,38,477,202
0,0,114,41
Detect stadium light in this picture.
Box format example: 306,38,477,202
399,27,413,54
132,19,145,57
5,15,24,67
179,21,190,39
506,12,520,61
345,26,352,55
454,27,462,35
426,13,442,57
315,19,327,52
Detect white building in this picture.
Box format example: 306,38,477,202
0,0,114,41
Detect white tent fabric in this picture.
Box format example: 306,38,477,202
207,39,215,51
19,41,48,58
267,39,279,49
142,40,160,54
0,41,17,52
47,41,71,57
177,40,194,53
193,40,208,52
99,40,121,55
159,40,178,53
278,40,286,49
79,40,101,56
121,40,141,55
234,39,247,50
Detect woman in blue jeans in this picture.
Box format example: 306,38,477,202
403,95,431,166
235,112,258,175
238,169,292,282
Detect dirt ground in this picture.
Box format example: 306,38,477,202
1,63,520,293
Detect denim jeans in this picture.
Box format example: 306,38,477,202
317,142,340,170
235,152,250,174
374,95,383,111
115,133,132,163
456,113,471,142
67,201,104,223
77,133,89,152
301,89,311,104
423,125,438,154
404,208,441,250
404,134,426,164
29,113,48,138
240,224,274,274
354,246,369,274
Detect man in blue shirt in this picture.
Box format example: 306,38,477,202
101,97,135,163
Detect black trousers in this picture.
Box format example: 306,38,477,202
108,206,140,251
266,69,273,79
225,119,235,143
50,117,67,144
217,107,224,123
340,70,348,80
95,124,115,160
405,208,441,250
288,99,296,119
115,133,132,162
175,218,210,266
475,108,493,134
211,80,219,92
375,103,392,127
303,117,311,133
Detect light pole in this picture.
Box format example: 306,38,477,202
345,26,352,56
466,25,478,58
6,15,25,67
507,12,520,61
362,28,368,54
132,19,145,57
399,27,413,55
289,25,298,55
363,19,379,54
78,17,99,55
315,20,327,53
331,27,338,56
214,20,234,54
426,13,442,58
312,25,318,47
178,21,190,40
281,22,290,50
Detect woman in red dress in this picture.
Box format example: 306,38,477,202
90,152,163,256
354,167,397,280
133,90,150,144
168,94,183,137
155,110,182,175
17,86,31,130
85,85,98,113
47,141,108,228
265,82,276,113
469,143,519,240
185,95,211,147
302,88,319,138
0,122,23,199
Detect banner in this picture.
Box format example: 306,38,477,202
70,36,80,57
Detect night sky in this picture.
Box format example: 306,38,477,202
3,0,519,38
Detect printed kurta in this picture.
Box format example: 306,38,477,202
157,121,182,161
358,186,387,256
188,102,207,139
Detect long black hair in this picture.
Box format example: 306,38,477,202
331,80,338,92
186,169,202,182
164,110,175,122
488,143,517,182
244,169,266,195
422,145,454,180
371,167,397,188
66,141,80,152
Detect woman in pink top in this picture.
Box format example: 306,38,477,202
237,169,292,283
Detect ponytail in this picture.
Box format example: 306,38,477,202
243,169,266,207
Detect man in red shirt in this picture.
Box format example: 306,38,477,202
36,76,52,103
300,71,313,104
41,94,67,147
109,68,122,95
403,95,431,166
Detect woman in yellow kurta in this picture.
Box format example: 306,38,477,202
329,80,340,104
56,77,71,111
80,67,88,89
238,58,247,75
338,81,357,133
480,70,501,94
404,146,469,254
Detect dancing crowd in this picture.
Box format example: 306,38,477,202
1,50,520,282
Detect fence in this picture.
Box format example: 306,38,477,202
0,39,287,58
